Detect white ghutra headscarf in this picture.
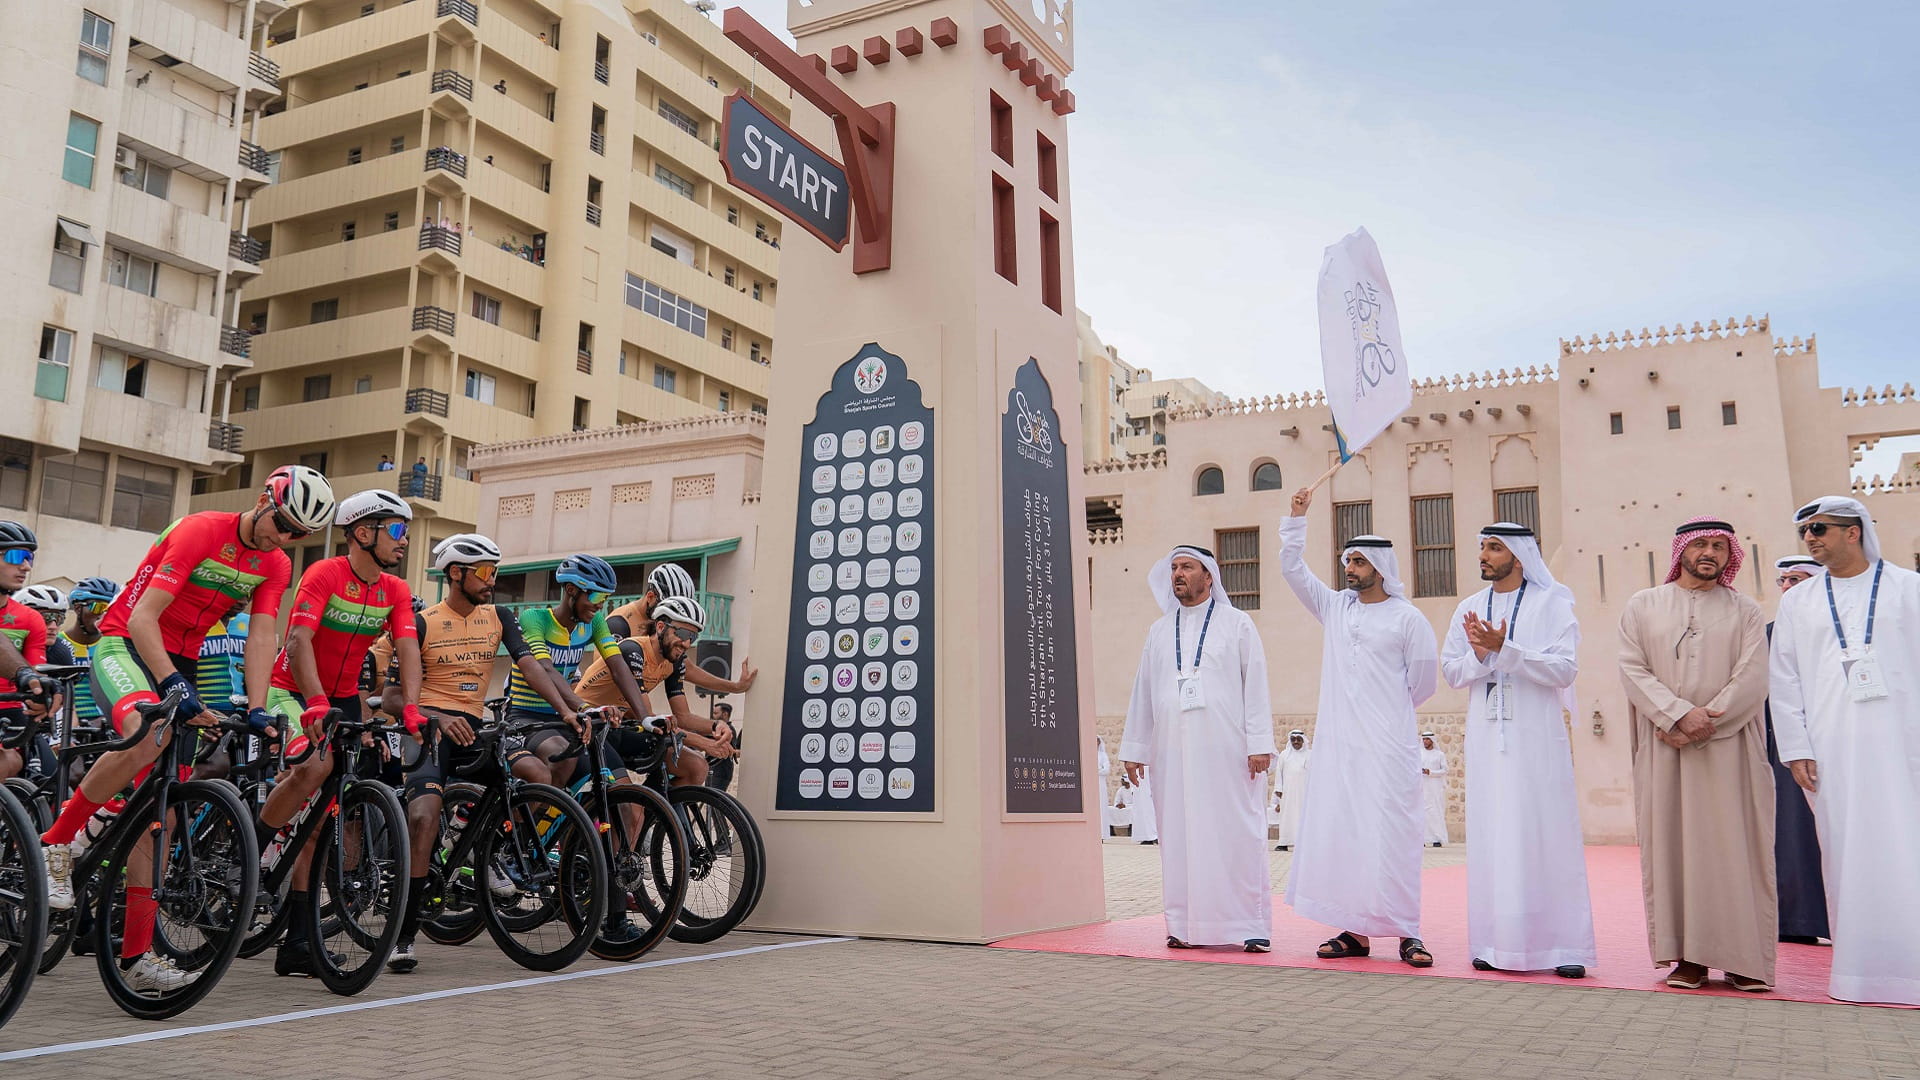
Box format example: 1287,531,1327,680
1148,544,1232,615
1793,495,1882,565
1479,523,1574,603
1341,535,1406,599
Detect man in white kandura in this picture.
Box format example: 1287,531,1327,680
1769,496,1920,1006
1280,488,1440,968
1418,733,1449,847
1443,522,1596,979
1272,730,1310,852
1121,544,1277,952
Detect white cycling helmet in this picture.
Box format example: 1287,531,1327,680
433,532,503,571
646,562,696,600
265,465,336,534
650,594,706,631
335,489,413,526
17,584,68,612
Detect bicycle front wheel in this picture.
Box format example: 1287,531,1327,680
477,783,603,971
665,786,764,944
0,784,48,1030
307,780,410,996
421,783,486,947
588,784,684,962
95,780,259,1021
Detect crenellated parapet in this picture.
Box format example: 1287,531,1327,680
1083,449,1167,475
1560,315,1768,354
1840,383,1918,408
1165,365,1558,424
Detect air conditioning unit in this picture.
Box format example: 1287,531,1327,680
641,32,658,45
115,146,138,172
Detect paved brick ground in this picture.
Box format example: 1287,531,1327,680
4,843,1914,1080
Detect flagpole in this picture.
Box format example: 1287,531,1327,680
1305,457,1343,493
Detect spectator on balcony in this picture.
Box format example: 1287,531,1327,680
494,79,507,94
378,455,395,472
410,457,428,496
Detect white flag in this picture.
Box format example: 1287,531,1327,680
1317,228,1412,461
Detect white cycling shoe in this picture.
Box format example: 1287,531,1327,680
125,952,203,994
44,843,75,911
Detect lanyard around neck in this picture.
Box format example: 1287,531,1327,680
1173,598,1216,675
1485,579,1526,642
1825,560,1884,651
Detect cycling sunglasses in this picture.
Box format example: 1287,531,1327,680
667,625,698,642
74,599,110,615
459,563,498,582
270,510,312,540
583,590,610,605
0,549,31,566
379,521,409,541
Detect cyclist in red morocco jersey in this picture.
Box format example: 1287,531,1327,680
37,467,335,994
0,522,53,783
257,490,424,979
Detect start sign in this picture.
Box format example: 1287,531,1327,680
721,91,851,251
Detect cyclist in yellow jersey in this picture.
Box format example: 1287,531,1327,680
603,562,760,697
574,595,734,786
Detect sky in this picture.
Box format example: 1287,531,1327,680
716,1,1920,477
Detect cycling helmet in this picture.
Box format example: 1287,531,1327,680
554,554,618,596
0,521,38,551
646,562,696,601
17,585,67,612
432,533,503,571
70,576,119,604
335,489,413,527
650,594,706,632
264,466,336,533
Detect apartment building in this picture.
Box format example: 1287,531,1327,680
0,0,282,585
191,0,785,584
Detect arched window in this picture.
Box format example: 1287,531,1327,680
1194,465,1224,496
1251,461,1283,491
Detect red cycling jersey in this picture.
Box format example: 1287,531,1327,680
270,557,415,699
0,595,49,699
99,511,291,658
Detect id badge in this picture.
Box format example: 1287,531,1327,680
1485,681,1508,722
1178,676,1206,712
1844,655,1889,703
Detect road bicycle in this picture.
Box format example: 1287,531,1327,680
621,722,766,943
0,774,46,1030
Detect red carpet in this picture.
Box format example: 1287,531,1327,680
992,846,1911,1008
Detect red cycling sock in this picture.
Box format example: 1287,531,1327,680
123,886,157,959
42,789,106,846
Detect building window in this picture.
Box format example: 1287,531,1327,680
1333,500,1374,580
93,347,147,397
572,396,590,431
1039,210,1061,313
471,293,501,325
1194,465,1224,496
654,164,694,199
754,221,769,241
1251,462,1283,491
653,364,676,393
1609,412,1623,435
1036,131,1058,199
624,274,707,337
111,459,176,533
120,157,170,198
64,114,101,187
107,249,158,296
750,402,767,416
309,298,338,323
346,146,362,165
464,369,496,405
723,266,736,286
341,221,356,241
751,281,762,301
77,11,113,84
1495,487,1541,543
1411,494,1456,597
1215,527,1260,610
302,374,331,402
720,327,734,349
51,219,91,293
39,449,107,522
749,341,762,363
240,384,259,411
36,326,74,402
992,174,1016,283
658,100,699,138
383,211,399,232
989,91,1013,164
1667,406,1681,430
726,206,739,226
354,375,372,394
389,135,405,154
1721,401,1738,426
0,438,30,509
717,390,731,412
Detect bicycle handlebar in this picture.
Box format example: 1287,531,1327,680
88,685,191,754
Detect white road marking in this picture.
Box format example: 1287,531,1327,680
0,936,855,1061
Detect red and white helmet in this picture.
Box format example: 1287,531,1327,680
264,465,336,533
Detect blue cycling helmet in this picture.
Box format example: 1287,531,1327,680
554,554,618,596
70,576,120,604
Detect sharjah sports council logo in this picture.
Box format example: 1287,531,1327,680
854,355,887,394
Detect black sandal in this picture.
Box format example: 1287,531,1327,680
1399,938,1433,968
1166,936,1195,949
1316,931,1369,959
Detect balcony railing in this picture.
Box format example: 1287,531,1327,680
238,140,272,174
585,203,602,226
594,61,610,84
219,325,251,358
576,349,593,374
404,387,451,417
402,472,445,500
436,0,478,26
411,306,456,335
229,233,268,263
430,69,473,100
248,51,281,88
588,131,605,155
424,146,468,177
208,420,244,453
418,224,462,255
